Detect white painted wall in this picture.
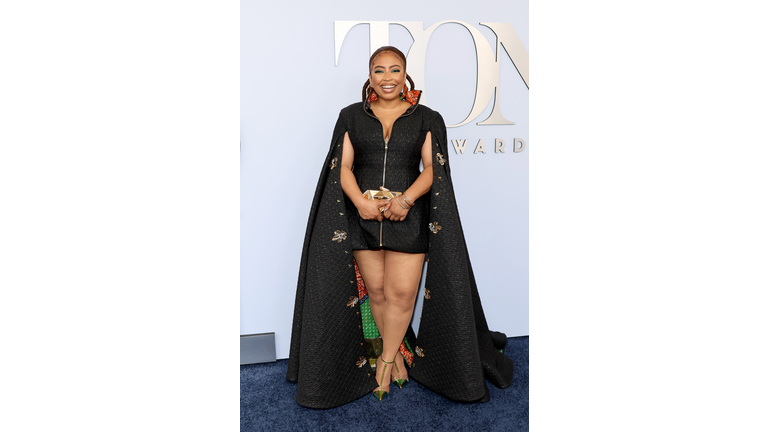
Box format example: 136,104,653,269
241,0,529,359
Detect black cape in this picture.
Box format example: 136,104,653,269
286,101,514,409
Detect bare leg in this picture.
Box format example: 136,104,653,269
380,250,424,382
353,249,386,340
353,249,388,392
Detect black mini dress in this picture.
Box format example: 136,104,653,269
343,97,430,253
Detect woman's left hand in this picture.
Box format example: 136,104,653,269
381,196,410,222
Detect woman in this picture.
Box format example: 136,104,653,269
287,46,514,409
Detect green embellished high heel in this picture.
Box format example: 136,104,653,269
372,356,394,401
391,355,409,389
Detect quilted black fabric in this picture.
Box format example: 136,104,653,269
286,98,515,409
344,99,430,253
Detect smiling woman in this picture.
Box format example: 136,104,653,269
286,46,515,409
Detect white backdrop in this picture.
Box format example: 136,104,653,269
241,0,529,359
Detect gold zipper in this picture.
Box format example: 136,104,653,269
380,138,389,246
382,138,389,191
379,214,384,247
364,102,418,247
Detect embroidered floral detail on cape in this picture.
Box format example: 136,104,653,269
331,230,347,242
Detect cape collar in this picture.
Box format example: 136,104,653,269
364,90,422,118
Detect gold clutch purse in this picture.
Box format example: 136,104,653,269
363,187,402,200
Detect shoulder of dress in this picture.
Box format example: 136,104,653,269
417,102,434,114
416,104,445,129
339,102,365,116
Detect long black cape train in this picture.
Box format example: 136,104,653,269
286,101,514,409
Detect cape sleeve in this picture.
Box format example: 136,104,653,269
286,112,349,381
407,108,515,402
286,108,380,409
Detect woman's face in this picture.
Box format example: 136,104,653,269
369,52,406,102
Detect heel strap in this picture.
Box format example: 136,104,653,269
376,357,395,388
379,357,395,376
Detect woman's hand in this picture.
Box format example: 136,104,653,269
356,197,386,221
380,196,410,222
378,132,434,223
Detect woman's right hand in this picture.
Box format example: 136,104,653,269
357,198,385,221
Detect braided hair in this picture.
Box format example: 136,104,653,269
362,46,416,102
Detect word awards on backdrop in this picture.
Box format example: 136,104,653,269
452,137,526,154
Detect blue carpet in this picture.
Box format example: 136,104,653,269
241,336,528,431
